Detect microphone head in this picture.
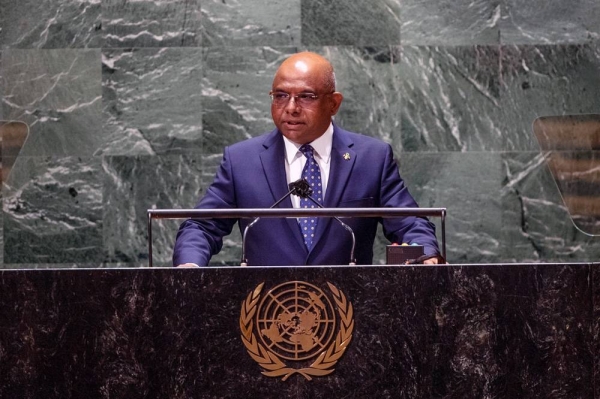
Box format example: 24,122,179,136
289,178,313,198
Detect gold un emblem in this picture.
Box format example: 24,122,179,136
240,281,354,381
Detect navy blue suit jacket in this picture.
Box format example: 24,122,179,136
173,125,439,266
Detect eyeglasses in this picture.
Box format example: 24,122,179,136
269,91,333,107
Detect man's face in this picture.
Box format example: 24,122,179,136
271,60,343,144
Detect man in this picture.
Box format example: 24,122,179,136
173,52,440,266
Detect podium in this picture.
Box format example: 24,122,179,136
1,263,598,398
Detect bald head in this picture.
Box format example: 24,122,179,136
273,52,336,93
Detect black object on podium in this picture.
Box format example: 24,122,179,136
386,244,424,264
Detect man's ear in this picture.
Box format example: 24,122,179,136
330,92,344,115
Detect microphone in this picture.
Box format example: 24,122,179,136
240,178,357,266
288,178,312,198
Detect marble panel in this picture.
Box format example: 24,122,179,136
202,46,298,153
1,49,103,157
500,43,600,151
103,154,203,265
102,0,202,48
101,153,241,266
399,46,503,152
0,50,3,120
101,48,203,156
2,156,103,264
0,0,102,49
1,66,4,263
397,152,503,263
501,152,600,262
400,0,500,45
301,0,401,46
501,0,600,44
319,46,402,143
202,0,301,46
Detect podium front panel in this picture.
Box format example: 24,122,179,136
0,264,598,398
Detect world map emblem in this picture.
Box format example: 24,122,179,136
240,281,354,380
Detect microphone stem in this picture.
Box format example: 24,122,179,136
241,178,357,266
306,195,357,265
241,188,296,266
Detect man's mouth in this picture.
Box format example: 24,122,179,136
284,121,304,125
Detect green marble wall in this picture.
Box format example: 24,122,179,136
1,0,598,267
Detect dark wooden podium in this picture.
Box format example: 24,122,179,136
1,263,598,398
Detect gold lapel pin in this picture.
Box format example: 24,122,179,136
343,153,351,160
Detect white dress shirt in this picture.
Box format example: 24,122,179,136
282,123,333,208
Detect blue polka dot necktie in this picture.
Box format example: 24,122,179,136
299,144,323,250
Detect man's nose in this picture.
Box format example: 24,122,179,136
284,96,301,112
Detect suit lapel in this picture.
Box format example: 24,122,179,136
259,129,308,251
311,126,356,251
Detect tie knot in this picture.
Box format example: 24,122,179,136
299,144,314,159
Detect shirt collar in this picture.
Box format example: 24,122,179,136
283,123,334,165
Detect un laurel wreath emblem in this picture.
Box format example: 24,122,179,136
239,281,354,381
